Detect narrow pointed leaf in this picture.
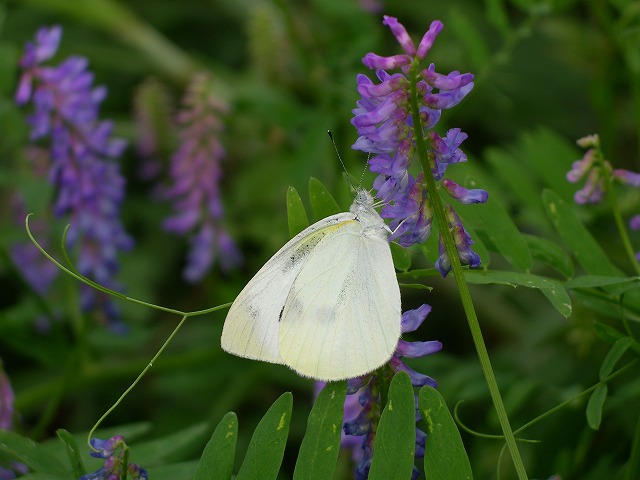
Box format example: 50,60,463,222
419,386,472,480
465,270,571,317
309,177,341,219
0,430,68,475
287,186,309,238
542,189,621,276
369,372,416,480
236,392,292,480
293,381,347,480
193,412,238,480
524,234,574,278
391,242,412,272
599,337,633,380
56,429,85,477
565,275,640,290
586,384,608,430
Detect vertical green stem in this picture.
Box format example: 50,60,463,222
408,62,528,479
594,141,640,275
626,407,640,480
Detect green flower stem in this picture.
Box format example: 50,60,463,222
593,141,640,275
408,62,528,480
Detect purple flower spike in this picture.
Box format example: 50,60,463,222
16,25,132,328
442,178,488,204
162,73,241,281
325,302,441,480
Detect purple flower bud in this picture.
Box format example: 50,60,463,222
423,81,474,109
89,436,124,459
362,52,411,70
567,149,596,183
388,356,438,387
442,178,488,204
614,168,640,187
396,339,442,358
435,205,481,276
422,67,474,91
382,16,416,56
400,304,432,333
630,215,640,230
416,20,444,59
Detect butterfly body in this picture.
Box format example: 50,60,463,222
221,189,401,380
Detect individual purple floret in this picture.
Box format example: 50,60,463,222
16,25,132,328
352,16,486,275
81,436,147,480
162,73,241,282
331,305,441,480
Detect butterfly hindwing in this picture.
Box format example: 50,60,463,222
278,219,401,380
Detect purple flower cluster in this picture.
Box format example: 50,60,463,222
15,26,132,327
322,305,441,479
352,16,487,276
81,436,147,480
568,134,640,260
162,73,240,282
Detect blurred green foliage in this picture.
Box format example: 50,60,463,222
1,0,640,478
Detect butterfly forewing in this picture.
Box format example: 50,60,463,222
221,212,356,363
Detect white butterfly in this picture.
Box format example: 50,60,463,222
221,189,401,381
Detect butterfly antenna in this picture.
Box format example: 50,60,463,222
328,130,356,192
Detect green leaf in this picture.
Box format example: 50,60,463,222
133,422,211,464
485,0,511,37
390,243,411,272
56,429,85,477
566,275,640,289
399,283,433,291
286,186,310,238
236,392,292,480
542,189,622,276
586,384,608,430
447,8,490,70
309,177,341,220
0,430,68,475
599,337,633,380
419,386,473,480
369,372,416,480
455,181,532,271
523,234,574,278
293,381,347,480
465,270,572,317
193,412,238,480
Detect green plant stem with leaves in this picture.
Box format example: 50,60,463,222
593,141,640,275
408,60,529,480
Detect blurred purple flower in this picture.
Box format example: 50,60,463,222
321,304,441,479
162,73,241,282
0,368,14,431
16,25,132,329
81,436,147,480
352,15,485,275
569,134,640,261
0,368,28,479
